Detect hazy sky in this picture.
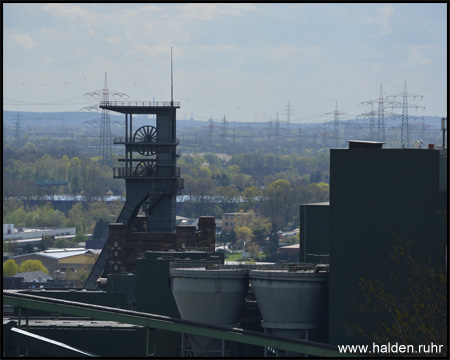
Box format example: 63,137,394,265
3,3,447,123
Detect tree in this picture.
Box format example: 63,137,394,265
265,223,280,261
39,235,54,251
240,186,263,212
62,265,91,287
216,185,240,213
3,259,19,276
263,179,293,229
249,216,271,245
18,259,49,274
53,238,75,248
92,218,109,240
245,241,260,258
351,237,447,356
217,230,237,246
235,225,253,248
22,244,35,254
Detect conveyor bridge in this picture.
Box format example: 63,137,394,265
3,290,354,357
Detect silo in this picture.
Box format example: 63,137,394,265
170,262,249,356
249,264,328,354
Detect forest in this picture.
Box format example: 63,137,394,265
3,111,443,258
3,142,329,231
3,126,330,258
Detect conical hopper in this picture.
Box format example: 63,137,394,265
249,266,328,355
170,264,248,356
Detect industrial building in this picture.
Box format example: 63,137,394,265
3,224,76,241
3,86,337,357
301,141,447,346
3,224,77,253
8,248,99,274
3,69,446,357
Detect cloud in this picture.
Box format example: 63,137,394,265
378,5,394,35
42,3,100,29
404,46,432,67
106,36,121,44
176,3,257,20
39,57,54,65
7,32,38,51
41,28,69,42
261,44,321,63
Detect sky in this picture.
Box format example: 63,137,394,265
3,3,447,123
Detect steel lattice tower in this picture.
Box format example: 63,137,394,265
401,80,409,147
326,100,346,149
368,102,377,141
275,113,280,154
387,80,424,148
220,115,228,149
15,113,21,147
209,117,214,152
99,73,113,166
283,101,294,124
377,84,385,142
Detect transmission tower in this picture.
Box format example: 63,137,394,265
359,85,399,143
359,100,377,141
220,115,228,149
283,101,294,124
298,123,303,152
387,80,425,148
368,102,376,141
204,117,215,152
377,84,385,142
82,73,129,165
15,113,21,147
100,73,113,166
275,113,281,154
401,80,409,147
326,100,347,148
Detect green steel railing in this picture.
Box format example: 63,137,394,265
3,290,354,357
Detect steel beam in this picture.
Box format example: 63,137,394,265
8,327,98,357
3,291,352,357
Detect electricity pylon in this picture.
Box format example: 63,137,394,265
325,100,346,149
387,80,425,148
82,73,129,165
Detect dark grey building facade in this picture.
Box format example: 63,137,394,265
328,147,447,345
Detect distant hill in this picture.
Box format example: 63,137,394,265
3,110,444,130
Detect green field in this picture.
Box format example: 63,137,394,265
225,253,243,261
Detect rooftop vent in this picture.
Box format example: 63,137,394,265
346,140,384,150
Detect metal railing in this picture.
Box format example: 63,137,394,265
169,262,328,273
100,101,180,107
113,166,180,178
169,261,247,271
248,263,329,273
113,137,180,145
3,290,350,357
